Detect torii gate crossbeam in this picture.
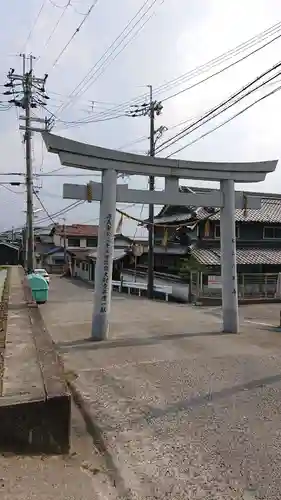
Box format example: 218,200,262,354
42,132,278,339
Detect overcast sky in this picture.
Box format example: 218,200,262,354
1,0,281,235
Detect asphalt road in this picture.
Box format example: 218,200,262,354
41,276,281,499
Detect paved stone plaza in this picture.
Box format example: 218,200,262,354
41,276,281,499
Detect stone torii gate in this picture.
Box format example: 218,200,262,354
42,132,277,340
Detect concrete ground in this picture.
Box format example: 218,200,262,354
0,402,117,500
41,276,281,499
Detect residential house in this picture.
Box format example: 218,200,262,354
150,187,281,277
50,224,99,249
34,224,99,272
18,221,147,275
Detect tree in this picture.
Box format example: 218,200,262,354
179,254,206,279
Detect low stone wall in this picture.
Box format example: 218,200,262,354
0,266,71,454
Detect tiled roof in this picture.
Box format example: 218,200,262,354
196,198,281,223
193,247,281,266
155,197,281,225
54,224,99,237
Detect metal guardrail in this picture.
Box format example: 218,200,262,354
112,280,172,301
124,267,185,283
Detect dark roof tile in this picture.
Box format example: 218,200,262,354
193,247,281,266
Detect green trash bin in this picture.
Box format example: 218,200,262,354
27,273,49,304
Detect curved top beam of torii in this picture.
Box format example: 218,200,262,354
42,132,278,183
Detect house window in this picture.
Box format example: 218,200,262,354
263,226,281,239
86,238,97,247
68,238,80,247
214,224,240,239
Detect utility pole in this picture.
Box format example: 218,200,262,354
148,85,155,300
127,86,163,299
3,54,51,273
62,219,67,270
25,54,34,274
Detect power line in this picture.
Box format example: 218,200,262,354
155,61,281,154
65,2,160,103
55,0,160,117
33,190,57,223
0,200,85,237
40,1,71,55
78,20,281,122
48,0,70,7
22,0,47,50
115,116,197,152
51,0,100,68
161,28,281,104
28,200,85,226
167,82,281,158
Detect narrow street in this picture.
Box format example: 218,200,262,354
39,276,281,499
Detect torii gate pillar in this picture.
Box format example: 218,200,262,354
91,169,117,340
220,179,238,333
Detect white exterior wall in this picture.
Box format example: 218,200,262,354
74,260,90,281
53,234,88,248
79,238,87,248
53,234,61,247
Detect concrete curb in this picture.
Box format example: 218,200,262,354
67,379,132,500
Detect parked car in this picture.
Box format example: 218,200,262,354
34,268,50,284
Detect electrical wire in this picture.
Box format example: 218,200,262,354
48,0,70,7
161,29,281,104
155,61,281,154
51,0,100,68
43,105,125,127
22,0,47,50
0,184,22,194
40,1,71,55
117,135,148,150
77,20,281,122
33,190,57,223
115,116,199,152
167,82,281,158
62,2,160,105
31,200,85,226
55,0,160,117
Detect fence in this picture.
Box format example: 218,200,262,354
190,272,280,300
112,280,172,301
